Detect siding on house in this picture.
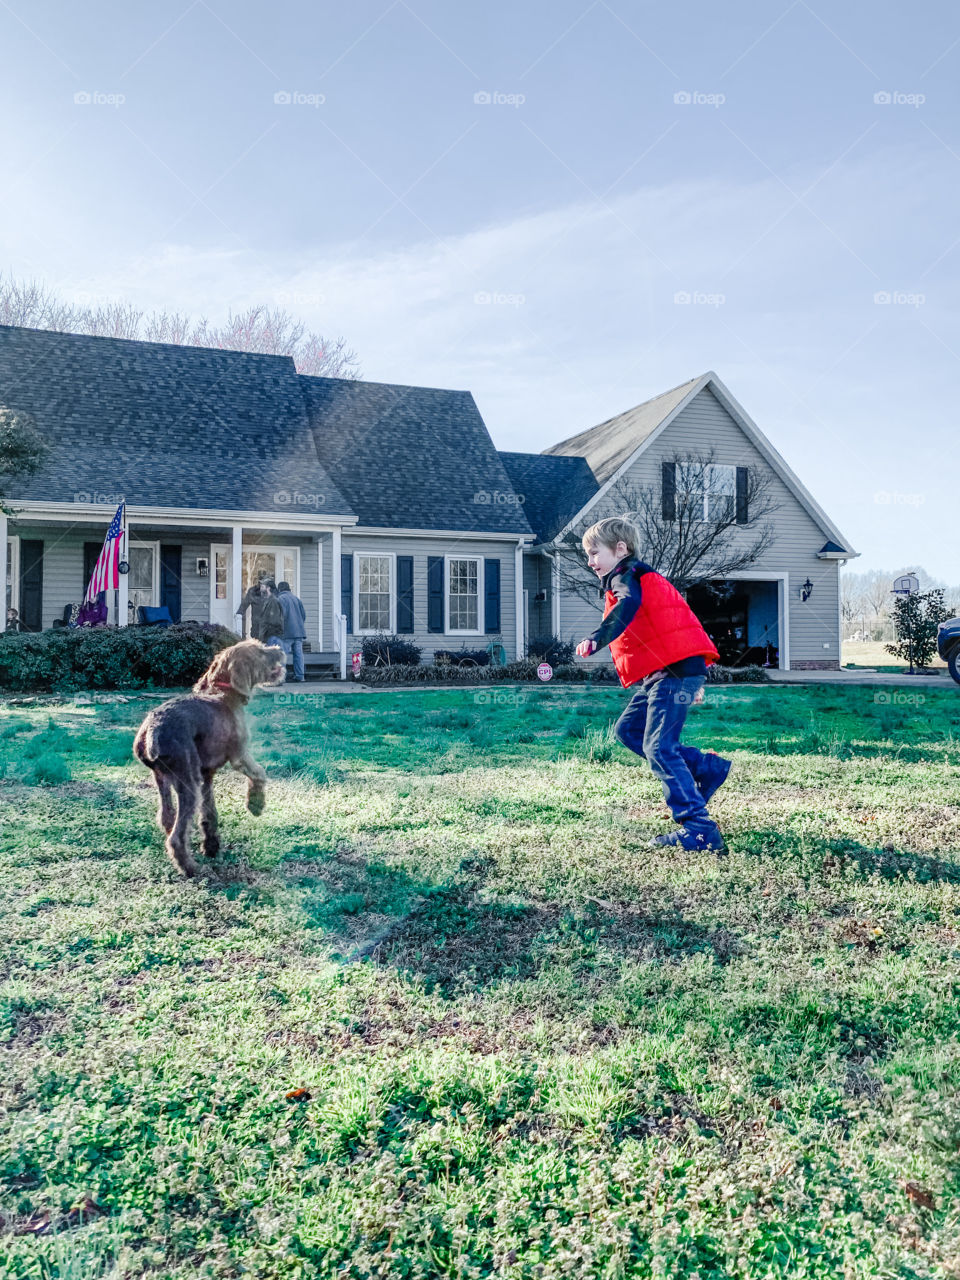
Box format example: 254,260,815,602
341,533,522,661
554,386,841,669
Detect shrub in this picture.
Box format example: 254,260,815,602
359,634,422,667
0,622,239,693
526,634,576,665
434,647,491,668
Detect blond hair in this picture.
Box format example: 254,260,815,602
581,516,638,556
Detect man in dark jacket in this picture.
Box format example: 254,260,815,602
236,576,283,644
276,580,307,682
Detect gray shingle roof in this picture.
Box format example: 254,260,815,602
543,374,705,483
300,375,533,535
0,324,354,517
498,451,599,543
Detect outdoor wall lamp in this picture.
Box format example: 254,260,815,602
800,578,814,602
196,557,209,577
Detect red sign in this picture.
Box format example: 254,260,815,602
351,652,362,677
537,662,553,682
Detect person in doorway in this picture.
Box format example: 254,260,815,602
276,580,307,682
236,575,282,643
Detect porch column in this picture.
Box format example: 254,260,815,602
117,515,129,627
331,526,344,677
317,533,324,650
550,551,560,637
231,524,243,634
0,511,6,633
515,542,524,660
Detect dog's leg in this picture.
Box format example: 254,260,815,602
199,769,220,858
233,752,268,816
166,774,200,877
155,768,176,834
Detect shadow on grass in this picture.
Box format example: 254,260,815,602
206,849,740,996
740,828,960,884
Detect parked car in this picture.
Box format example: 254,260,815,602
937,617,960,685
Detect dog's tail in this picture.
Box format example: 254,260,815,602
133,714,200,780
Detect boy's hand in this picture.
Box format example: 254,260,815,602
576,638,597,658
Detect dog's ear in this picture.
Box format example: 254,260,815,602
194,642,259,696
222,643,261,696
193,646,232,695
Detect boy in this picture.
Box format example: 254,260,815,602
575,517,732,852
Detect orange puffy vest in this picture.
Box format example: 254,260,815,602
604,561,720,688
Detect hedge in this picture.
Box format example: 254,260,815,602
0,623,240,693
359,661,769,687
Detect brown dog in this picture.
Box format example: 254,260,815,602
134,640,286,876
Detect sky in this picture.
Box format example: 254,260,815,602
1,0,957,580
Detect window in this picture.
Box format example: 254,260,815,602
356,554,393,632
215,549,228,600
679,462,736,522
446,556,481,633
128,542,158,612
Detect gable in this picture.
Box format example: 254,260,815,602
544,374,857,556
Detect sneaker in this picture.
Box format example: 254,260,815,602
698,752,732,802
649,824,727,853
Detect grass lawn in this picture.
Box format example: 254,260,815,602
840,640,948,675
2,679,960,1279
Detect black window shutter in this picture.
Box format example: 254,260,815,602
159,546,182,622
427,556,444,633
83,542,102,597
735,467,749,524
661,461,677,520
19,539,43,632
484,558,501,633
396,555,414,633
340,554,353,634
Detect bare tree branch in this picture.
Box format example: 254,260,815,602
0,272,360,379
551,449,780,607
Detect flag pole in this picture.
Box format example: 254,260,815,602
117,498,128,628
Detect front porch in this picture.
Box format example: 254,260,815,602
3,506,353,679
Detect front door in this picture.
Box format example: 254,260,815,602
209,545,300,636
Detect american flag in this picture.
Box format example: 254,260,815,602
84,502,125,604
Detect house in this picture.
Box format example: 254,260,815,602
500,372,858,671
0,323,855,674
0,325,533,674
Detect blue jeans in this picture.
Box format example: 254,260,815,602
614,671,714,828
280,637,304,681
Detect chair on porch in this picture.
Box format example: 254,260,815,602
137,605,173,628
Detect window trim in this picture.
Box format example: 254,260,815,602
353,551,396,636
6,535,20,616
444,553,484,636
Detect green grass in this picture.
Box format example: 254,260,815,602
2,681,960,1278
